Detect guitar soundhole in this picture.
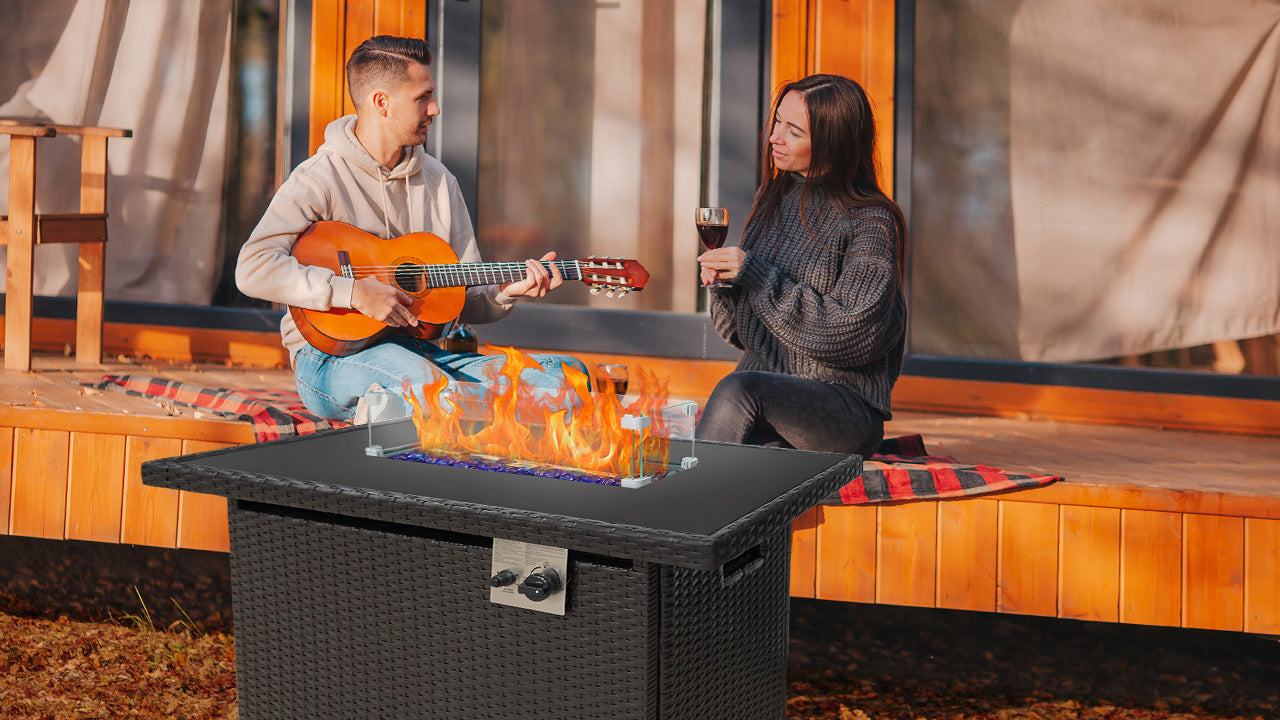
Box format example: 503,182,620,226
393,262,427,295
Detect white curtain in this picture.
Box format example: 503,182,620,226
0,0,232,304
912,0,1280,363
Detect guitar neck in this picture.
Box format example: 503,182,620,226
420,260,583,289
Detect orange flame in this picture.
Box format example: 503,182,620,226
403,347,672,480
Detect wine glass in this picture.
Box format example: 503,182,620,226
695,207,730,288
595,363,629,396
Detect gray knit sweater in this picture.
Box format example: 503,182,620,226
709,178,907,418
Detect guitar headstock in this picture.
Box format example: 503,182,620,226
579,257,650,297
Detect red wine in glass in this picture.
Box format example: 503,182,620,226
696,223,728,250
695,207,730,287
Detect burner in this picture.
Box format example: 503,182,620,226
390,448,623,485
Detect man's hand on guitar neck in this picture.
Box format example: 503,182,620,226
348,251,563,327
496,251,564,302
351,276,419,327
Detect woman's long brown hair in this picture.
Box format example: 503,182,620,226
748,74,908,286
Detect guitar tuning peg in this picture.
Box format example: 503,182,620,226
589,287,601,295
605,289,617,299
618,289,629,297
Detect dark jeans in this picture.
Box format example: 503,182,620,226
695,371,884,456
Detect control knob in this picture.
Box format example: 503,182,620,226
517,568,562,602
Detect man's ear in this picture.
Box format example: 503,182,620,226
370,89,390,117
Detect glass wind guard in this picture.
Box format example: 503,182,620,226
364,380,698,487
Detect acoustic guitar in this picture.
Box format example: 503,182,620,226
288,221,650,357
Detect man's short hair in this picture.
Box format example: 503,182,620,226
345,35,433,108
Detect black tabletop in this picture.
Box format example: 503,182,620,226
142,420,861,569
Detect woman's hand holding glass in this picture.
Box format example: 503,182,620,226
697,246,746,286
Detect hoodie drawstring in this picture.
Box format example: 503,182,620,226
379,168,419,237
408,177,417,234
379,172,392,239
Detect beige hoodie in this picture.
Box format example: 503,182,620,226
236,115,513,364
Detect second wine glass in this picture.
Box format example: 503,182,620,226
695,206,730,288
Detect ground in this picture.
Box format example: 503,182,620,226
786,599,1280,720
2,592,1277,719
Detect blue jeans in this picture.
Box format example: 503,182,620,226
294,336,588,421
695,371,884,456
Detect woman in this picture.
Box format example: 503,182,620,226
695,74,907,456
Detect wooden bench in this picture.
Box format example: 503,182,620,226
1,121,132,371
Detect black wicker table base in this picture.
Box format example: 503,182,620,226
230,501,792,719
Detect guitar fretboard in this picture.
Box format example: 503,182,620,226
419,261,584,288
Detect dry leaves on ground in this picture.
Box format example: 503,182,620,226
0,613,236,720
3,597,1279,719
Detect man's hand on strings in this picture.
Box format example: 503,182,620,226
351,276,418,327
499,251,563,299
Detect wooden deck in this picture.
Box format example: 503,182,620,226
1,356,271,554
789,412,1280,635
3,347,1279,636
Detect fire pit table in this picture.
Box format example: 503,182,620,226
142,415,859,719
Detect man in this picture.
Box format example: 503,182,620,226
237,35,584,420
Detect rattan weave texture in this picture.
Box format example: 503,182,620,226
230,504,661,719
230,502,792,719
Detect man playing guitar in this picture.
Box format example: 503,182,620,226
236,35,586,421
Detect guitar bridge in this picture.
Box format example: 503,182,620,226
337,250,354,280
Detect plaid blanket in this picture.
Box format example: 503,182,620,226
826,434,1060,505
95,375,350,442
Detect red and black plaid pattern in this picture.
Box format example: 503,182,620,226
826,434,1061,505
95,375,350,442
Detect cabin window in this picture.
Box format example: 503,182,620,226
216,0,282,308
465,0,713,313
0,0,269,308
908,0,1280,377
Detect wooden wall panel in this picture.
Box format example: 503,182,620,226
176,440,233,553
1244,518,1280,635
310,0,432,154
772,0,897,188
1,427,12,534
789,508,819,597
1059,505,1121,623
377,0,424,37
9,428,69,539
998,501,1058,616
1183,514,1244,631
121,436,183,547
894,375,1280,437
876,501,936,607
310,0,347,153
936,498,998,612
6,316,289,369
815,504,877,603
771,0,809,88
813,0,867,79
342,1,377,118
65,432,126,543
1120,509,1182,627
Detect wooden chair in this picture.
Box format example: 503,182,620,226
1,121,132,370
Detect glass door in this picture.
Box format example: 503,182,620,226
429,0,768,314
